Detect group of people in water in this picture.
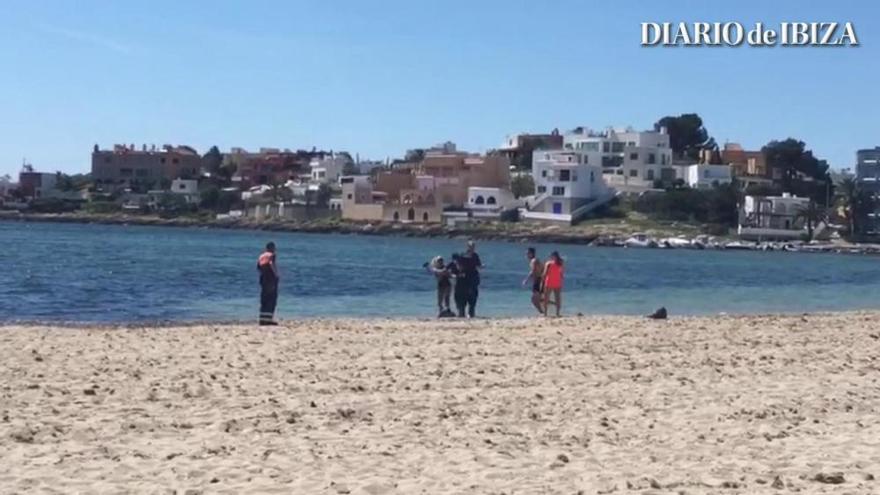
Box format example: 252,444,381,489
256,239,565,325
424,241,565,319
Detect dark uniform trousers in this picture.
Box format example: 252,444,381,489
259,282,278,323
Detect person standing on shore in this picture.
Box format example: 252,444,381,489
458,240,483,318
542,251,564,317
257,242,279,326
424,255,453,317
522,247,544,314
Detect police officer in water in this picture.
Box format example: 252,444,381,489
257,242,279,325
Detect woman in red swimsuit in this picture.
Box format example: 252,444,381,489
542,251,564,317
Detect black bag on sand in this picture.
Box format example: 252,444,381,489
647,307,668,319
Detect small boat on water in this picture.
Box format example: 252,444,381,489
723,241,756,251
624,233,657,248
661,237,692,249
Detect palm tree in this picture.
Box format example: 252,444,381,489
836,178,871,238
795,200,826,241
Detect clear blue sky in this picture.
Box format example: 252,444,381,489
1,0,877,178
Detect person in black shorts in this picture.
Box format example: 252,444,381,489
522,247,544,314
257,242,279,325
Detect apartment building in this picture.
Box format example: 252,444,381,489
524,149,613,223
18,167,57,200
309,153,352,184
91,144,200,190
498,130,564,170
856,147,880,234
563,126,673,190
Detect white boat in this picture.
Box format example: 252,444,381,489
624,233,657,248
723,241,756,250
661,237,692,249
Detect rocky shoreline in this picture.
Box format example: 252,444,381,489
3,211,879,254
0,211,601,244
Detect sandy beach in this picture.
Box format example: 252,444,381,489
2,313,879,494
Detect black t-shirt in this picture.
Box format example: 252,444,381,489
458,252,482,286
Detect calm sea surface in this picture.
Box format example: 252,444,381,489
1,221,879,322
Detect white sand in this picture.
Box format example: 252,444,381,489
2,312,879,494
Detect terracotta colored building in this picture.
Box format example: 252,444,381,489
226,148,329,188
91,144,201,190
721,143,768,178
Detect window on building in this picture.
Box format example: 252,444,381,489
487,196,496,205
661,154,667,165
559,170,571,182
120,168,133,177
536,185,547,193
172,158,179,165
647,170,655,180
603,169,613,175
160,158,166,164
407,208,415,221
628,141,636,147
423,212,429,222
590,171,595,182
629,169,638,177
648,153,656,164
630,152,639,160
616,169,624,175
475,195,485,204
347,193,353,200
611,142,624,153
552,186,565,196
393,211,399,221
602,142,610,153
104,157,112,164
541,170,547,177
582,142,599,151
135,169,149,177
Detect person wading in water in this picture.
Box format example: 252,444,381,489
522,247,544,314
257,242,279,325
542,251,564,317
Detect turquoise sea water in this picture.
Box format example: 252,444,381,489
1,221,879,322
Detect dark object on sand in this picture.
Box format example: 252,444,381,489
438,309,456,318
647,307,668,319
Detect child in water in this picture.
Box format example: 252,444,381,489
424,255,454,317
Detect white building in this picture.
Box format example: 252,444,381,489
738,193,811,240
467,186,514,211
310,154,352,184
563,126,672,190
681,163,733,189
523,149,614,224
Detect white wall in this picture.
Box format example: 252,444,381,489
467,187,513,210
532,150,610,200
686,164,732,188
